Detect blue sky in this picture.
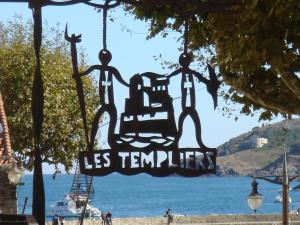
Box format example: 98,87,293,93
0,3,283,174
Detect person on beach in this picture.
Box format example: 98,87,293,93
107,211,112,225
52,214,59,225
59,215,64,225
164,209,173,225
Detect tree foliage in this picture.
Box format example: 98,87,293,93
126,0,300,120
0,17,98,172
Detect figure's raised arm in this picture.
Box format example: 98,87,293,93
206,64,221,109
167,68,182,80
111,67,129,87
207,63,221,88
193,70,209,85
79,65,101,77
193,65,220,109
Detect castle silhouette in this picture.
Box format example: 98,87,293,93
116,72,177,149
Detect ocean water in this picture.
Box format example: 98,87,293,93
18,174,300,218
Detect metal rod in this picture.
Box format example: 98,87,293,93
31,5,46,225
78,176,94,225
21,197,28,215
0,0,239,12
283,182,289,225
183,18,189,54
0,0,27,2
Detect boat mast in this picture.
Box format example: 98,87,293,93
69,161,94,201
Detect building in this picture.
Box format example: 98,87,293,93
118,73,177,148
0,91,17,214
257,137,268,148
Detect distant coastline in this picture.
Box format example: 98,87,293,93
215,119,300,176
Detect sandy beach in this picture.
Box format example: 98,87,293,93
48,217,166,225
46,214,300,225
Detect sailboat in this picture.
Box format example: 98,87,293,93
49,163,101,217
68,163,94,205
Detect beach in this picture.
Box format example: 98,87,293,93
46,214,300,225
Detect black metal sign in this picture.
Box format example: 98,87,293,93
63,0,221,177
66,23,220,176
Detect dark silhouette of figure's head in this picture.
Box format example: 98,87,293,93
179,53,191,68
99,49,112,66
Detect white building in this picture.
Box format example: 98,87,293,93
257,138,268,148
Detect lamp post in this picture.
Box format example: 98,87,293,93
254,150,290,225
282,149,289,225
247,178,263,213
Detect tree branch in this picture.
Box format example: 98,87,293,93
123,0,241,13
223,72,300,115
279,70,300,101
43,157,55,164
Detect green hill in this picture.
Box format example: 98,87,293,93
216,119,300,176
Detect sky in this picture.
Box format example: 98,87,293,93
0,2,283,174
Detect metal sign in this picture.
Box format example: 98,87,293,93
64,3,221,177
66,25,220,176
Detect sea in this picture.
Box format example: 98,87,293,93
17,174,300,220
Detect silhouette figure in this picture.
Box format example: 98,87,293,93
65,26,129,150
168,53,220,148
78,49,129,148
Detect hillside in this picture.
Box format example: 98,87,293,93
216,119,300,176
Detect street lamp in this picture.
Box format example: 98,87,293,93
7,163,25,185
247,178,262,213
0,119,25,184
254,150,291,225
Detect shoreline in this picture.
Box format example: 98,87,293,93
46,214,300,225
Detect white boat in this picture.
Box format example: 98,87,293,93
274,195,292,204
49,163,101,218
49,196,101,217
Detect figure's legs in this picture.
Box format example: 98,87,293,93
175,111,189,147
90,106,108,151
189,110,207,149
90,105,117,150
107,106,117,148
